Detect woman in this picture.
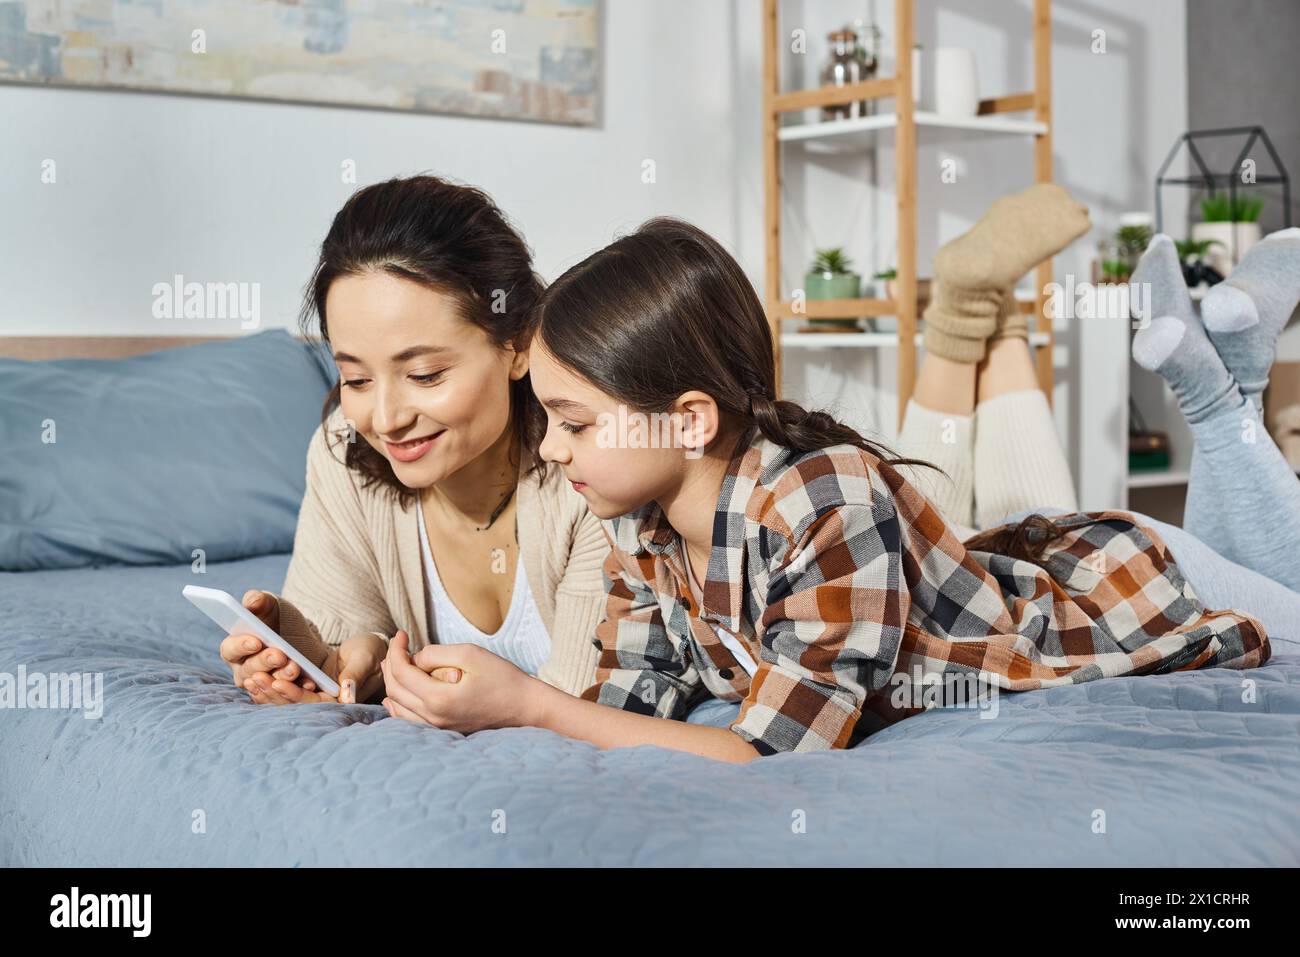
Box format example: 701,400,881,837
378,204,1280,762
221,175,608,705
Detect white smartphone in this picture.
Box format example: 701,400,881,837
182,585,341,699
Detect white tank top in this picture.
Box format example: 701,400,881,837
415,496,552,675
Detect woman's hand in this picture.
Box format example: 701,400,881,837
380,631,538,733
220,590,385,706
248,632,387,706
220,590,290,688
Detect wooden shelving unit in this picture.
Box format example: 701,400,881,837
761,0,1056,427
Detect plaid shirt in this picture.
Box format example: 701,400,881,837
581,432,1271,756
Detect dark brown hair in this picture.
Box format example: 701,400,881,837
961,512,1072,565
533,216,1071,566
533,216,938,471
299,175,545,508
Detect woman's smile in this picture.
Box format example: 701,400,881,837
384,431,444,463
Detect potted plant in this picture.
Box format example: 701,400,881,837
803,248,862,330
871,267,935,333
1174,237,1225,292
1094,217,1152,282
1192,193,1263,277
1095,219,1152,283
871,269,897,332
1099,255,1131,283
1116,221,1153,274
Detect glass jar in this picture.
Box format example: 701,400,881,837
820,26,875,120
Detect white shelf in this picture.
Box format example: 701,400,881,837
1127,464,1300,488
778,111,1048,153
1126,469,1189,489
782,330,1053,350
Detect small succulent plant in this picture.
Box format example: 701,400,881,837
1100,259,1131,281
1117,224,1153,258
1174,237,1224,260
810,247,855,276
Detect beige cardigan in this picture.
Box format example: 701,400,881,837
268,409,608,698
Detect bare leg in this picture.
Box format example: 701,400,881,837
913,352,977,415
975,336,1039,403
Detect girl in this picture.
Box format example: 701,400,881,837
380,210,1276,762
220,175,608,706
898,217,1300,621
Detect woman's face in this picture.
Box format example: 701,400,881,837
327,271,528,488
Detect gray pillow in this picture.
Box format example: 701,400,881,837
0,329,337,570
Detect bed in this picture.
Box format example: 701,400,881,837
3,335,1299,866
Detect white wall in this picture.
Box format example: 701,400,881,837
0,0,738,336
2,0,1188,498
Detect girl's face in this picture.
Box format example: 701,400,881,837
528,339,703,520
327,271,528,488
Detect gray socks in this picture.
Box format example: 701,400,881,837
1130,233,1192,328
1132,315,1245,423
1201,227,1300,411
1129,230,1300,593
1131,235,1246,424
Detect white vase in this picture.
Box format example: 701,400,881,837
1192,221,1261,277
933,47,978,117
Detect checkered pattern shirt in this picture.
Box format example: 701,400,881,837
580,433,1271,756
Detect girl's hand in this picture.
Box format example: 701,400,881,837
241,632,387,707
380,631,537,733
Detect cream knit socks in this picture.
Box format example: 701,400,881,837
923,183,1091,362
989,287,1029,343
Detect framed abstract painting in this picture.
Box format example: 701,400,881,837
0,0,599,124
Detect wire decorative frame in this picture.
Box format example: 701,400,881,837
1154,126,1292,245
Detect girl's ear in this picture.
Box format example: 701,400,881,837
675,391,721,457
